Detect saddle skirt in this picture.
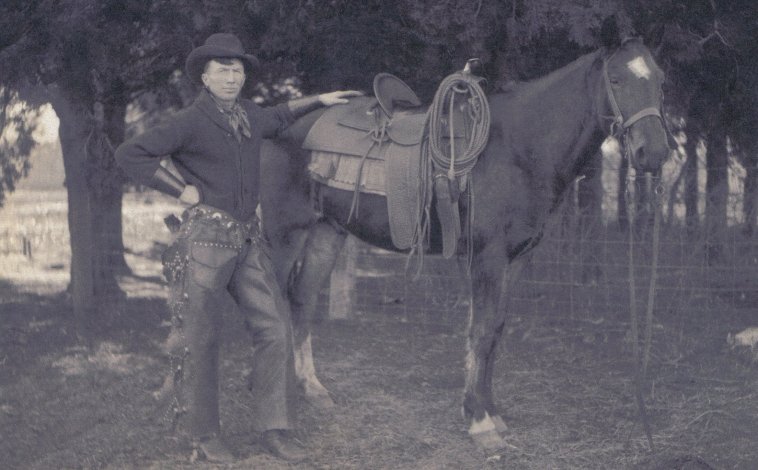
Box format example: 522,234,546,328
303,97,427,249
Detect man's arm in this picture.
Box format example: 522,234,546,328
258,90,365,138
152,159,200,204
287,90,364,118
115,113,199,203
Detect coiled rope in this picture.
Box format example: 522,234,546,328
425,72,490,180
410,70,490,276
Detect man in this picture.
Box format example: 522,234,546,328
115,33,360,463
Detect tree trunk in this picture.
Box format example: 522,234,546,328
47,85,126,333
617,159,629,231
683,134,699,234
616,159,649,235
635,173,657,239
704,130,728,263
743,159,757,236
91,99,130,276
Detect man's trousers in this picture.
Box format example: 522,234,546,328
161,205,296,441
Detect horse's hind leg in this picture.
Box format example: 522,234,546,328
290,221,346,408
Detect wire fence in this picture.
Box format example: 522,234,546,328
330,200,758,326
0,186,756,324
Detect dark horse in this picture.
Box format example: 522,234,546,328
260,37,674,449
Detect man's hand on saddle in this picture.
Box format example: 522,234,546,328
318,90,364,106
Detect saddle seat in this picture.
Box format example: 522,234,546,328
333,97,427,147
373,72,422,117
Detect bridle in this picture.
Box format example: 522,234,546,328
601,52,674,167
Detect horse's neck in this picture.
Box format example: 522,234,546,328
529,50,603,135
526,51,606,189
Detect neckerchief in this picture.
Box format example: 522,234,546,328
207,89,252,142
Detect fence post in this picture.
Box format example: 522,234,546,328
22,236,33,259
329,235,357,319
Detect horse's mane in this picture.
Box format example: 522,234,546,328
498,38,647,95
497,50,603,98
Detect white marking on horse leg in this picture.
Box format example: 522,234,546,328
464,340,476,389
293,334,306,378
463,298,483,421
627,56,651,79
491,415,508,434
294,333,319,389
469,412,506,450
464,301,476,390
469,411,497,435
294,333,334,407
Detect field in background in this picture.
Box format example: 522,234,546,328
1,188,757,469
0,189,182,296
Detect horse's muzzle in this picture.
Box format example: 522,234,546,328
628,118,673,173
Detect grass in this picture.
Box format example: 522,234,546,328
0,189,757,469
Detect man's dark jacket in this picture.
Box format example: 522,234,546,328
115,90,294,221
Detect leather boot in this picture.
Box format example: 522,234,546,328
195,435,236,464
259,429,307,463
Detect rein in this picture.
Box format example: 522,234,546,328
625,172,661,452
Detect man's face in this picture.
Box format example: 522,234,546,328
201,58,246,104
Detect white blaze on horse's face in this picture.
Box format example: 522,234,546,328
626,56,652,80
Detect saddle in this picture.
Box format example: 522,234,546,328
304,90,427,250
304,73,476,256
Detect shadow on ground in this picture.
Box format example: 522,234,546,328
1,275,757,469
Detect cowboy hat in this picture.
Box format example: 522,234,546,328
185,33,260,83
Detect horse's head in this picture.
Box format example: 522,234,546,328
601,39,676,173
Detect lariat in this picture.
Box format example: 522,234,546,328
426,72,490,180
411,68,490,276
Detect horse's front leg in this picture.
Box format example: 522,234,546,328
464,252,529,450
289,221,346,408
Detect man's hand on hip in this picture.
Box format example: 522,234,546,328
179,185,200,205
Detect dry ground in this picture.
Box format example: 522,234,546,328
1,190,757,469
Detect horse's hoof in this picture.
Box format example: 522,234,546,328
469,413,508,450
304,392,335,409
491,415,508,434
470,429,506,451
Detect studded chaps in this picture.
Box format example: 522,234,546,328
161,205,296,440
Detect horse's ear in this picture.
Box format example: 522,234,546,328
645,22,665,50
599,16,621,50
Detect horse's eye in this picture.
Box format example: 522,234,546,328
610,78,621,85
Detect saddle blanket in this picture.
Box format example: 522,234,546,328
308,151,386,195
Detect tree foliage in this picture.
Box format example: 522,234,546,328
0,88,39,205
0,0,756,318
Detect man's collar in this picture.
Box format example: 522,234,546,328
206,89,240,113
195,90,234,132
